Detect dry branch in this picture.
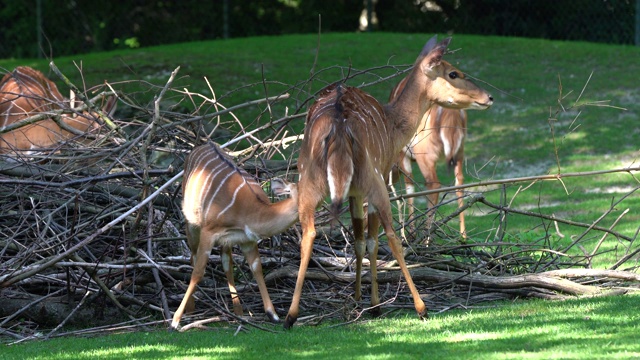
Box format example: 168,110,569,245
1,62,639,343
263,265,600,296
477,195,636,243
391,166,640,202
50,61,122,134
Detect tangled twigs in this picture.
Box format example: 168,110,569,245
477,194,636,243
141,66,181,322
1,63,640,343
392,166,640,204
0,63,305,341
50,61,122,135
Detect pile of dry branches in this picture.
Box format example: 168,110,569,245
1,64,639,343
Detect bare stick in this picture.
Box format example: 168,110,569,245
168,92,291,129
44,290,93,340
478,196,635,243
589,208,630,260
390,166,640,201
0,92,114,134
227,134,302,157
0,289,64,329
49,61,121,134
0,170,183,288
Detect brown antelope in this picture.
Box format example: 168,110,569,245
0,66,116,156
390,75,482,239
284,35,493,329
171,142,298,330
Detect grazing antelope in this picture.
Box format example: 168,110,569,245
171,142,298,330
390,74,482,239
284,35,493,329
0,66,116,156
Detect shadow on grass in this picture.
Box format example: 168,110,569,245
7,293,639,360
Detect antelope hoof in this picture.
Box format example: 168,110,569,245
283,314,297,330
418,309,429,321
369,306,382,317
266,311,281,323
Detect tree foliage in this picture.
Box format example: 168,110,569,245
0,0,635,59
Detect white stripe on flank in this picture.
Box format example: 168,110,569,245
203,160,230,188
217,181,246,219
1,103,14,129
185,148,233,224
244,179,260,187
203,170,236,221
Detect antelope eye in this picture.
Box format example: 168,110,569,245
449,71,458,79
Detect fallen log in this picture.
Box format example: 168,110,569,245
264,265,605,296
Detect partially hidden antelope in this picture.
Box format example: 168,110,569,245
284,35,493,329
0,66,116,156
171,142,298,330
390,74,488,239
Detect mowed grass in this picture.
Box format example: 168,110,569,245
1,33,639,355
4,293,640,359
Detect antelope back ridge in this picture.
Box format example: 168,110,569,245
171,142,298,330
0,66,116,156
284,35,492,329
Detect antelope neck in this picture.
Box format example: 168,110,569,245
383,83,432,153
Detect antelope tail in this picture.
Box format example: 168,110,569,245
325,121,354,221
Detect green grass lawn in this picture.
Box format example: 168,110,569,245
4,293,640,359
1,32,639,355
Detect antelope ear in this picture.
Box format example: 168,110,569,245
102,95,117,117
69,90,78,118
69,90,76,108
418,37,451,75
271,178,293,196
419,35,439,57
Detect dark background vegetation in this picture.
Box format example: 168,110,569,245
0,0,637,59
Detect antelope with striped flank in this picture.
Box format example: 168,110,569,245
171,142,298,330
284,35,493,329
0,66,116,156
390,74,484,239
